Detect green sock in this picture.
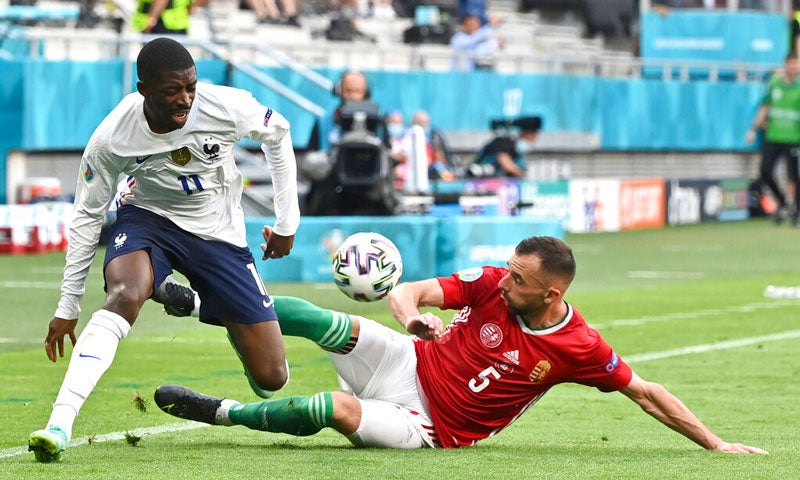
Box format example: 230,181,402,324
274,296,353,351
228,393,334,437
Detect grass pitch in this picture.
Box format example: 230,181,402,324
1,218,798,479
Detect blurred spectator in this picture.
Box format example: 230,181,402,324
450,14,503,71
132,0,208,34
409,110,456,180
370,0,397,18
472,117,541,178
385,110,411,188
244,0,301,26
385,110,408,160
458,0,488,24
791,0,800,57
391,109,456,192
746,53,800,226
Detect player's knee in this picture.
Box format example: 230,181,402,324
105,282,150,310
330,391,361,435
250,361,289,391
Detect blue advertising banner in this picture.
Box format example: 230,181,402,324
435,216,563,276
640,11,788,65
245,216,439,282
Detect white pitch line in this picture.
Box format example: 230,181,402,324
0,422,208,459
0,281,62,289
590,301,794,329
625,329,800,363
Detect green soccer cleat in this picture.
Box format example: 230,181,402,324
28,426,68,463
154,385,223,425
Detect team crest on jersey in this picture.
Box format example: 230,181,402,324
203,137,220,159
170,147,192,166
529,359,551,383
479,323,503,348
456,267,483,282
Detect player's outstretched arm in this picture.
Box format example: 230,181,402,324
387,279,445,339
619,372,768,454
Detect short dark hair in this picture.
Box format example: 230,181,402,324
515,236,575,281
136,37,196,82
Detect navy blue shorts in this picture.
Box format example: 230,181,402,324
103,205,277,326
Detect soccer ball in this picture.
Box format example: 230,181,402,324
332,232,403,302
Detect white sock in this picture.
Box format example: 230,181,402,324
46,309,130,440
215,399,239,426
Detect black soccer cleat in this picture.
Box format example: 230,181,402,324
154,385,222,425
156,281,197,317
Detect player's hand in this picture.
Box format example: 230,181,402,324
713,442,769,455
44,317,78,363
745,129,756,144
261,225,295,260
405,313,444,340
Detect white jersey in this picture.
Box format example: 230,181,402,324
55,82,300,320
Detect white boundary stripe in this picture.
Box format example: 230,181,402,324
3,329,799,459
624,329,800,364
590,301,793,329
0,281,62,289
0,422,207,459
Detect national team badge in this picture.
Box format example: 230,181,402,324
170,147,192,166
479,323,503,348
529,359,551,383
203,137,220,159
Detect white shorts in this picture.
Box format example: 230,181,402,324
327,317,437,449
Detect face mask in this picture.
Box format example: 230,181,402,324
388,124,405,139
515,139,533,155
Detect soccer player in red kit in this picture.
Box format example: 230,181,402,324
155,236,767,454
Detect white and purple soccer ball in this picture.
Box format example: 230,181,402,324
332,232,403,302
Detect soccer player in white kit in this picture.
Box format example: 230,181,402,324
154,236,767,455
27,37,300,463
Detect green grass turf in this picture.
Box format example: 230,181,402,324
0,218,797,478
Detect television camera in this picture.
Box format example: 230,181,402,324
304,100,399,215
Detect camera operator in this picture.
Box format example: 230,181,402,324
471,116,541,178
304,72,398,215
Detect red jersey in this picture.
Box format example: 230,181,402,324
414,266,633,448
